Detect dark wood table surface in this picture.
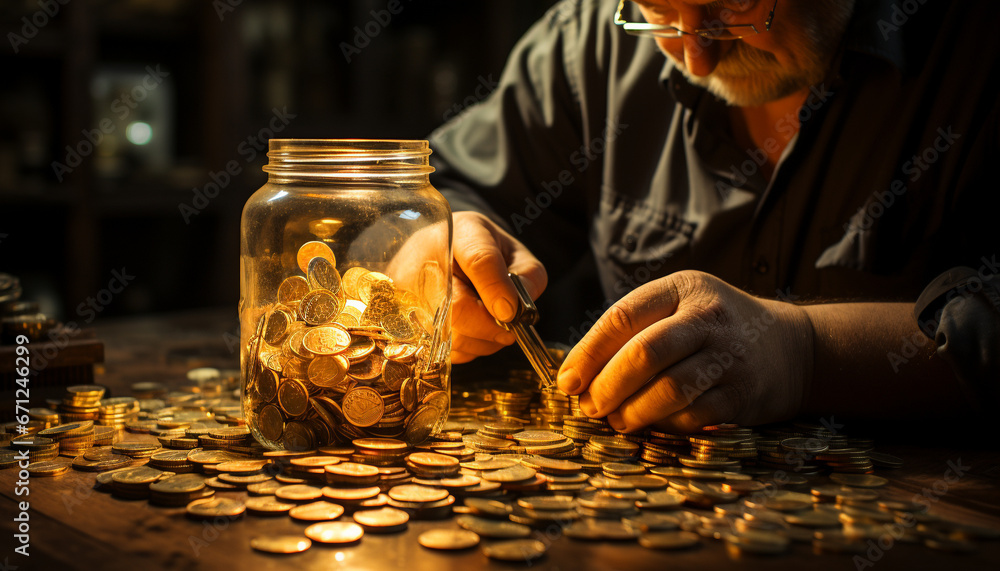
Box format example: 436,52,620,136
2,309,999,571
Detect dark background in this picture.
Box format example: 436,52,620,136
0,0,559,323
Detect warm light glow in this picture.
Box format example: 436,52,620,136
335,552,345,562
125,121,153,145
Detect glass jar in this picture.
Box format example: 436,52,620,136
239,139,452,450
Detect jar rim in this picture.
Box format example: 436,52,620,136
264,139,433,178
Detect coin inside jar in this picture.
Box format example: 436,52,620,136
342,387,385,428
303,326,351,356
299,290,340,325
297,241,336,274
277,275,310,305
308,256,342,294
278,379,309,417
257,404,284,442
307,355,350,389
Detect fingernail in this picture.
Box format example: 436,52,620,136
557,368,581,394
494,331,516,345
607,412,625,432
579,393,597,417
493,298,515,322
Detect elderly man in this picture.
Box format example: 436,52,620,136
429,0,998,433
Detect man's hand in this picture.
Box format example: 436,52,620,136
557,270,814,433
451,212,547,363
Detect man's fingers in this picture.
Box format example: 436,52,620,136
577,312,708,418
506,246,548,301
654,384,742,434
558,279,684,395
453,217,520,323
608,355,739,433
452,278,515,343
450,349,479,364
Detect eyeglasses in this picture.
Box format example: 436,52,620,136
614,0,778,40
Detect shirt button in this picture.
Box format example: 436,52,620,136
754,256,769,274
624,235,638,252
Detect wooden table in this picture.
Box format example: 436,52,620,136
2,309,1000,570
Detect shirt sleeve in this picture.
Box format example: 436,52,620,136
427,0,599,275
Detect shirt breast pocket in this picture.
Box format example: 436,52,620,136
600,195,693,284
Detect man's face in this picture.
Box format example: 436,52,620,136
633,0,855,106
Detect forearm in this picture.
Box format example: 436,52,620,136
800,302,968,420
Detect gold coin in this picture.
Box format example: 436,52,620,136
342,387,385,428
481,539,547,562
358,272,393,305
275,484,325,502
186,497,246,519
381,313,416,342
352,507,409,532
341,267,369,300
27,458,72,477
325,462,379,480
418,529,480,550
263,308,294,345
403,405,441,444
297,241,336,274
288,501,344,521
299,289,340,325
302,326,351,356
256,368,279,402
304,521,364,544
277,276,310,305
322,485,382,502
347,354,384,382
278,378,309,417
383,343,418,362
381,360,411,392
215,460,269,473
245,496,296,515
308,257,342,295
257,403,284,442
250,535,312,554
352,437,409,452
400,378,418,411
341,335,376,361
407,452,459,469
388,484,450,503
307,355,350,389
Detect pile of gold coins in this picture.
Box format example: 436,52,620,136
3,368,1000,562
242,241,450,450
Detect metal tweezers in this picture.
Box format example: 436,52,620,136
497,273,558,388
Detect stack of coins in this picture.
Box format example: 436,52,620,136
27,408,60,428
149,449,197,473
97,397,140,428
582,436,640,464
59,385,105,422
38,421,96,457
149,473,213,506
243,241,450,450
351,438,411,466
639,430,690,466
11,436,59,462
490,388,533,420
513,430,577,458
538,386,570,429
112,441,161,460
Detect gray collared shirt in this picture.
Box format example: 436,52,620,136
428,0,999,341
